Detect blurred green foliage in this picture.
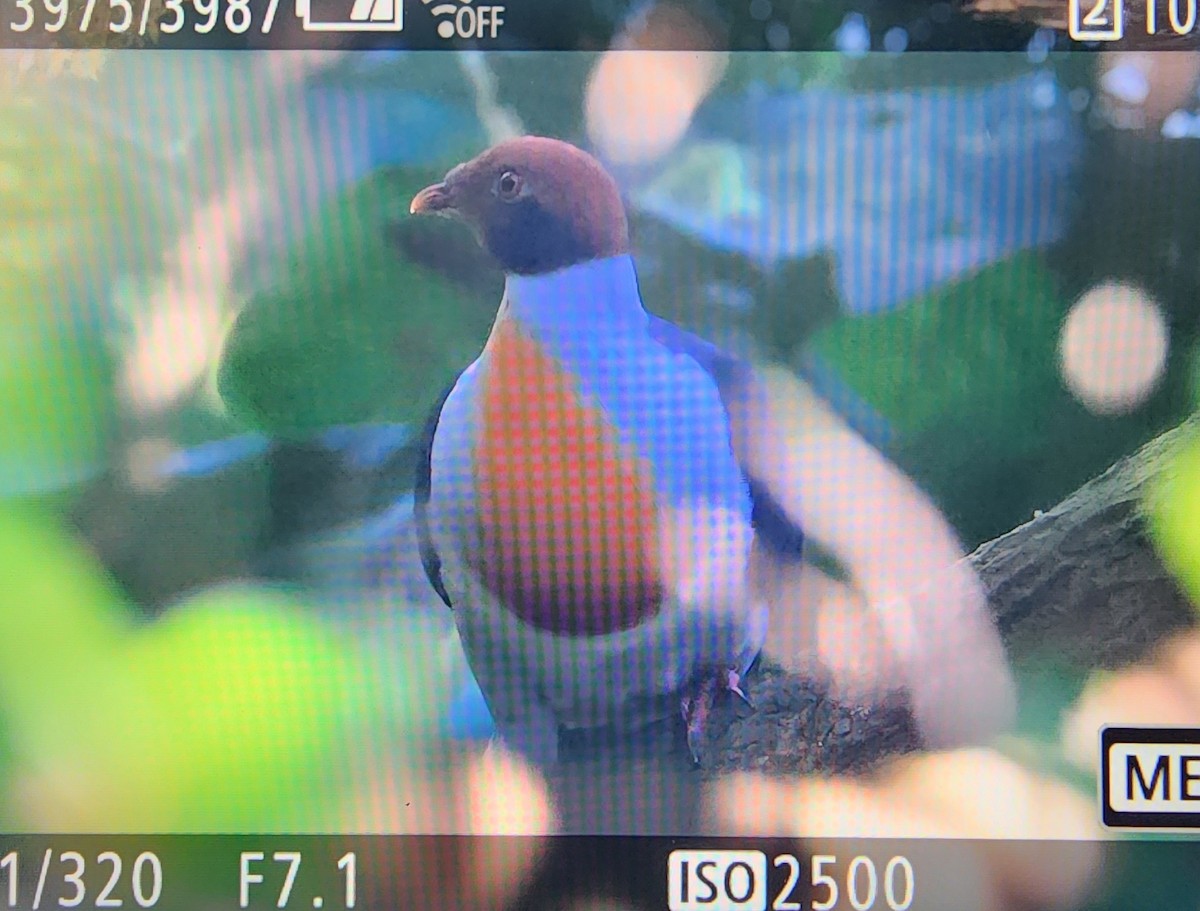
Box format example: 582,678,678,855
809,253,1194,545
0,98,168,289
1146,430,1200,615
809,253,1067,439
0,327,116,495
0,87,447,830
0,502,438,832
721,50,1039,93
0,93,176,494
218,167,497,438
1006,653,1090,745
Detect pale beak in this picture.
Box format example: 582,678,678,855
409,182,453,215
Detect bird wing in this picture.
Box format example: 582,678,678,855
645,315,806,564
413,370,464,609
412,318,806,610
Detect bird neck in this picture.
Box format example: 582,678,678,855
499,254,648,341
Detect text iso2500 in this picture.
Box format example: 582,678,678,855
668,851,915,911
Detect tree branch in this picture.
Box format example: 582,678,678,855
551,418,1199,834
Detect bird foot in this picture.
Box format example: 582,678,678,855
681,667,755,765
726,669,754,709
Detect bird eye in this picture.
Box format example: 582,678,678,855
495,170,523,201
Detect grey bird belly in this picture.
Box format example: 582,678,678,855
445,551,769,732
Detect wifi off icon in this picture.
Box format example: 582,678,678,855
424,0,505,39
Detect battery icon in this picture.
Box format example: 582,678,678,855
296,0,403,31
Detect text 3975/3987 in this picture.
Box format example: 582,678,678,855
6,0,283,38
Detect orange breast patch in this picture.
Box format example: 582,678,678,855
470,318,666,636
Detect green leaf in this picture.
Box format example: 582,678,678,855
807,253,1070,438
1007,651,1091,744
0,96,179,495
0,326,116,494
0,503,132,759
1146,431,1200,613
806,252,1195,546
111,585,437,831
0,98,174,290
217,167,497,437
0,504,442,832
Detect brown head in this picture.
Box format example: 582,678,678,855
409,136,630,276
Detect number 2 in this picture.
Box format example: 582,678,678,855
96,853,123,908
772,856,802,911
1082,0,1112,25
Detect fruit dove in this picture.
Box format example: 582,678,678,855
408,136,808,765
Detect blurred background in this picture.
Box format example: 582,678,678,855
2,0,1200,907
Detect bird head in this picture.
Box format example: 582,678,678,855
409,136,630,276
